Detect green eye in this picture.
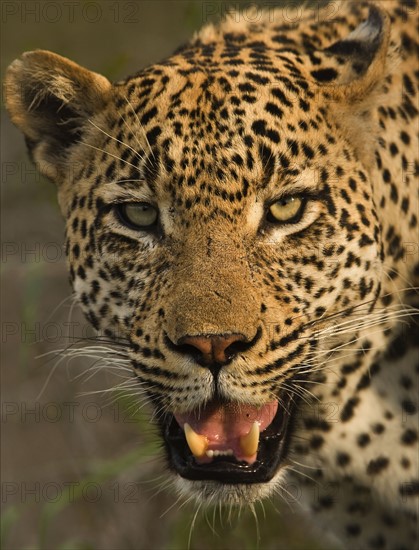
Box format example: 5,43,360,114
117,202,158,229
267,196,305,224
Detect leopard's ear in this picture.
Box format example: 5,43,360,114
4,50,111,182
319,5,394,168
324,4,392,95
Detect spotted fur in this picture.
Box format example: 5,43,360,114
5,1,418,547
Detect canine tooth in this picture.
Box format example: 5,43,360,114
240,421,260,456
206,450,214,458
184,423,208,458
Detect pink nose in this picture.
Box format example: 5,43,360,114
179,334,246,365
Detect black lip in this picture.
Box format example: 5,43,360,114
162,393,295,484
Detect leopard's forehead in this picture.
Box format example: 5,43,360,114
112,31,324,153
67,6,381,224
89,48,342,229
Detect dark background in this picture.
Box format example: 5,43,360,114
2,1,321,548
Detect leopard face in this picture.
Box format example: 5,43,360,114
5,0,418,516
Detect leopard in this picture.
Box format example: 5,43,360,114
5,0,418,548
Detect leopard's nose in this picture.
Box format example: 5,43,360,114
164,329,262,376
178,334,247,366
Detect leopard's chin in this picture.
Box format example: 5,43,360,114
172,469,288,505
160,392,296,488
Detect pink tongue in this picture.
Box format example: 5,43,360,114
174,401,278,464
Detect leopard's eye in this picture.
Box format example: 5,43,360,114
116,202,158,229
267,196,305,224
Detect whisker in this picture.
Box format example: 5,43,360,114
123,94,155,159
88,118,146,163
76,140,141,172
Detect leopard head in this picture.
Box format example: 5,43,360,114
5,5,396,503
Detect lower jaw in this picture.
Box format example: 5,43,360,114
162,393,296,485
173,472,284,505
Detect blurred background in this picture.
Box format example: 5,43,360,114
2,1,321,548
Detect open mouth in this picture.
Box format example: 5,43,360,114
163,393,295,484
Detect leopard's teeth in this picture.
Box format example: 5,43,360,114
240,421,260,457
206,449,234,457
184,423,208,458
